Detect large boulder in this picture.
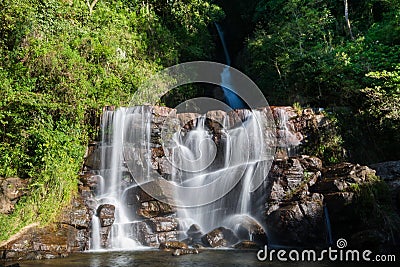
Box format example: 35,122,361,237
124,179,176,218
225,215,267,246
265,194,325,247
201,227,239,248
96,204,115,227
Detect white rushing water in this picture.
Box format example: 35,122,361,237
90,105,274,249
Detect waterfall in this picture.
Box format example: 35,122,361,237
90,215,101,250
90,105,274,249
90,107,149,250
215,23,246,109
173,109,271,232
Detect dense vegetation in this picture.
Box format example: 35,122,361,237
0,0,222,240
0,0,399,241
231,0,400,163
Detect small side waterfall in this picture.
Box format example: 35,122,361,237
275,107,301,157
90,107,150,250
215,23,246,109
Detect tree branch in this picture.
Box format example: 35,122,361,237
87,0,99,15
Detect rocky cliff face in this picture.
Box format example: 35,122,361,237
1,106,398,261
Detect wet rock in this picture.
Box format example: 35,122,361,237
124,179,176,218
172,248,199,256
233,240,260,249
138,201,175,219
147,217,179,232
226,215,267,246
186,224,202,239
201,227,239,248
131,220,183,247
144,231,183,247
265,195,325,247
99,226,111,248
159,241,188,250
182,224,203,246
96,204,115,227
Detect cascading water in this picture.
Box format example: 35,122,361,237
90,107,151,250
275,108,301,157
171,109,272,233
89,104,274,250
215,23,246,109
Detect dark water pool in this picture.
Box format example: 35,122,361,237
8,249,398,267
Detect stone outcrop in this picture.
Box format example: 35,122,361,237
0,195,91,261
0,178,30,214
0,176,92,262
265,155,399,250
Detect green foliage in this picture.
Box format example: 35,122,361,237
240,0,400,163
349,175,400,235
301,111,346,165
0,0,221,241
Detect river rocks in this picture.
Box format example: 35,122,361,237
159,241,188,250
147,217,179,232
225,215,267,246
181,224,204,247
96,204,115,227
171,248,199,256
0,223,83,261
201,227,239,248
132,218,183,247
0,177,30,214
186,224,202,239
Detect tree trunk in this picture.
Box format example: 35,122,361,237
344,0,354,40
